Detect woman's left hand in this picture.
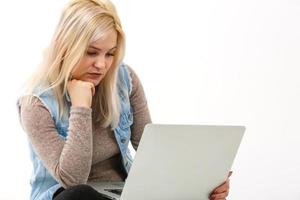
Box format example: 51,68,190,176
209,171,232,200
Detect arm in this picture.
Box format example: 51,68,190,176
127,66,152,150
19,96,93,188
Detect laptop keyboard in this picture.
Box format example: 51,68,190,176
104,189,123,195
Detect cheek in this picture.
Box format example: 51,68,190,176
104,60,112,72
73,65,83,76
107,57,115,68
72,61,89,76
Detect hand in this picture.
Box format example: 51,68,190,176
67,79,95,108
209,171,232,200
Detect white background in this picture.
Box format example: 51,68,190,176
0,0,300,199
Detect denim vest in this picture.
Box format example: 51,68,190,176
18,64,134,200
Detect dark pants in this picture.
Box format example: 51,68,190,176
53,184,109,200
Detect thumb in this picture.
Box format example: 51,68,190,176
228,171,233,178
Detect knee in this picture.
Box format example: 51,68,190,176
53,184,102,200
68,184,96,194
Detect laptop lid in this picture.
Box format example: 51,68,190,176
121,124,245,200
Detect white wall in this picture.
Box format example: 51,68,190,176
1,0,299,199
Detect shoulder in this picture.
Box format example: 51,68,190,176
117,63,137,79
18,95,52,125
19,95,47,110
121,64,147,101
123,64,141,87
117,63,142,96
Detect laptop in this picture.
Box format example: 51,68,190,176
88,124,245,200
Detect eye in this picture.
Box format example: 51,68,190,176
87,51,98,56
106,52,115,57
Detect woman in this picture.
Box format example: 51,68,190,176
17,0,231,199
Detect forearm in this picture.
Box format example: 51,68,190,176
20,97,93,188
55,106,93,188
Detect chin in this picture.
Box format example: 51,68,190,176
92,79,102,86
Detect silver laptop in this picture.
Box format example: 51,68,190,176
88,124,245,200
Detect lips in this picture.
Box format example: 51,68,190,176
86,73,102,79
87,73,102,76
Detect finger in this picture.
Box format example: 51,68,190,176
91,85,95,96
210,198,226,200
210,190,229,199
228,171,233,178
210,198,227,200
67,79,76,90
87,82,95,96
212,180,230,194
68,74,73,81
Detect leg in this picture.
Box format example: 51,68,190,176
53,184,108,200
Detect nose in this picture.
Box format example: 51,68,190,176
93,56,105,70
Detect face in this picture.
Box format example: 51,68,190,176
71,29,118,86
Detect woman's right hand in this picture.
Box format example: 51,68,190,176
67,79,95,108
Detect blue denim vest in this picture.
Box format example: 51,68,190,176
19,64,133,200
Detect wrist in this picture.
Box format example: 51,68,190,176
71,102,91,108
70,106,92,114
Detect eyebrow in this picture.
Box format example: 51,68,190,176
89,46,117,51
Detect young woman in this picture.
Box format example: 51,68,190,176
17,0,231,199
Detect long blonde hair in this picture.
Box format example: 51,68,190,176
26,0,125,129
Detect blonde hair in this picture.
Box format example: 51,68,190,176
26,0,125,129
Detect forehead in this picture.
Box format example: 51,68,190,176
89,30,117,50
